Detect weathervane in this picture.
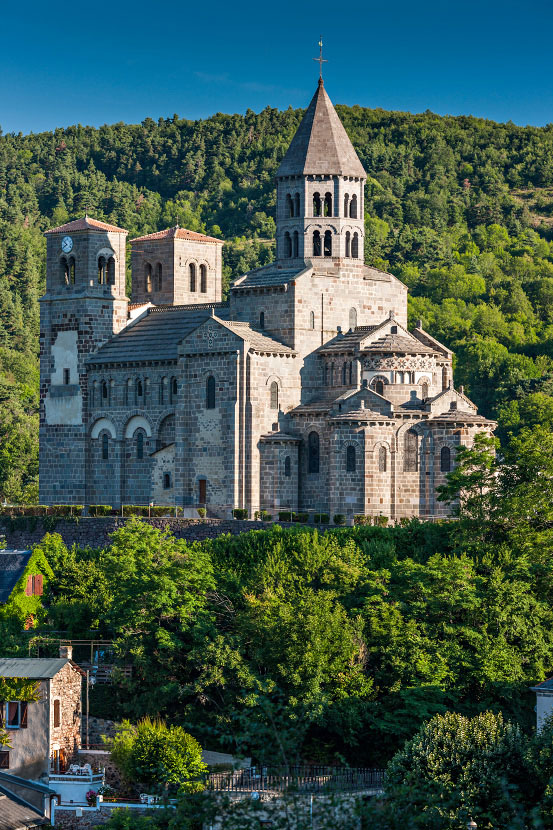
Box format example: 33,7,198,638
313,36,327,81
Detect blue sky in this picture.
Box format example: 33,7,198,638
2,0,553,134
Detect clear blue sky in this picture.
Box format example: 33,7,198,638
2,0,553,134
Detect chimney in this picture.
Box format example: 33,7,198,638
459,385,464,394
60,644,72,660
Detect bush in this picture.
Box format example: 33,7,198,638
51,505,84,516
149,506,173,517
232,508,248,520
313,513,329,524
88,505,114,517
278,511,293,522
354,515,370,525
197,508,206,518
254,510,272,521
122,505,149,517
111,718,207,794
333,514,346,525
296,512,309,523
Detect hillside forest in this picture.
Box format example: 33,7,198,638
3,103,553,498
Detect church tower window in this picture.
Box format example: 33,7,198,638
284,232,292,258
346,446,356,472
170,377,178,402
102,380,108,404
308,431,320,474
69,257,76,284
286,194,293,217
349,194,358,218
313,192,322,217
344,193,349,217
135,379,143,404
294,193,300,216
404,429,418,472
352,233,359,259
206,376,215,409
324,192,332,216
324,230,332,257
440,446,451,473
189,264,196,292
345,231,351,258
293,231,299,258
200,265,207,293
98,257,107,285
313,231,321,257
107,257,115,285
60,257,69,285
270,381,279,410
145,264,152,293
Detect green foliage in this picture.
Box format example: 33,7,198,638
232,508,248,520
0,546,53,626
110,718,206,794
333,514,346,526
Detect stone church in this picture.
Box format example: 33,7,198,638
39,78,494,519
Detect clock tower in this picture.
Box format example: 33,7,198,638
39,216,128,505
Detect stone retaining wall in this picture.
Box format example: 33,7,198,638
0,517,275,550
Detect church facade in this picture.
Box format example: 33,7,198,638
39,79,494,519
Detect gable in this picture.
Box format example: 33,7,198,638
179,317,244,355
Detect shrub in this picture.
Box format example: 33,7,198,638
232,508,248,520
122,505,149,517
296,512,309,523
149,506,173,517
51,505,84,516
313,513,329,524
354,515,370,525
111,718,207,794
333,514,346,525
88,505,114,517
278,511,293,522
197,508,207,519
374,515,388,526
259,510,272,522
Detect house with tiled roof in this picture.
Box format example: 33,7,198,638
38,78,494,519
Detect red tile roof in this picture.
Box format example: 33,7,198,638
45,216,128,235
130,226,223,244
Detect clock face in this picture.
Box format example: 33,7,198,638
61,236,73,253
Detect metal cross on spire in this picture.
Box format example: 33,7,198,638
313,36,327,81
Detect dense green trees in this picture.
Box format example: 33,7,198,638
4,104,553,494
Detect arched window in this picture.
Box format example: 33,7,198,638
313,192,321,217
206,375,215,409
313,230,321,257
349,362,353,384
375,380,384,396
404,429,418,472
346,445,356,472
170,377,177,402
98,257,107,284
349,307,357,329
102,433,109,461
350,194,358,218
163,473,172,489
200,265,207,293
294,193,300,216
107,257,115,285
324,230,332,257
284,455,291,477
159,377,167,405
396,372,404,384
344,193,349,217
342,363,347,385
136,431,144,459
102,380,108,403
136,379,143,404
440,446,451,473
270,381,279,410
259,311,265,329
310,311,315,330
284,232,292,258
286,193,293,217
69,257,76,284
421,381,429,398
154,263,162,292
308,431,320,474
189,263,196,292
61,257,69,285
379,446,387,472
324,192,332,216
292,230,299,258
145,264,152,293
352,233,359,259
345,231,351,258
126,378,132,406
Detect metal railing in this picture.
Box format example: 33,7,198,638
206,766,384,794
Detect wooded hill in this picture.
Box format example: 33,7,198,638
3,103,553,499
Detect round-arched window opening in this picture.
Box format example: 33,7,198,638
163,472,172,489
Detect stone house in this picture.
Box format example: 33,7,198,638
39,78,494,518
0,549,53,629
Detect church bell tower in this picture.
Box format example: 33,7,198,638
275,76,366,266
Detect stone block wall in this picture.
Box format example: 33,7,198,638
49,662,83,762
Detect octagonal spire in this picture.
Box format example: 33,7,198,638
276,80,366,179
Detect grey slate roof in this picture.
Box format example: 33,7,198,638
0,658,69,679
88,303,230,365
0,552,31,603
319,326,378,353
363,333,437,355
232,264,306,290
0,791,46,830
220,322,295,354
531,677,553,691
430,411,492,423
276,80,366,178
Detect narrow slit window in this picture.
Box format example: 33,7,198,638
324,230,332,257
440,446,451,472
313,231,321,257
136,431,144,459
346,446,356,472
308,431,320,474
189,263,196,292
206,376,215,409
200,265,207,293
284,455,291,477
102,433,109,461
270,381,279,410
